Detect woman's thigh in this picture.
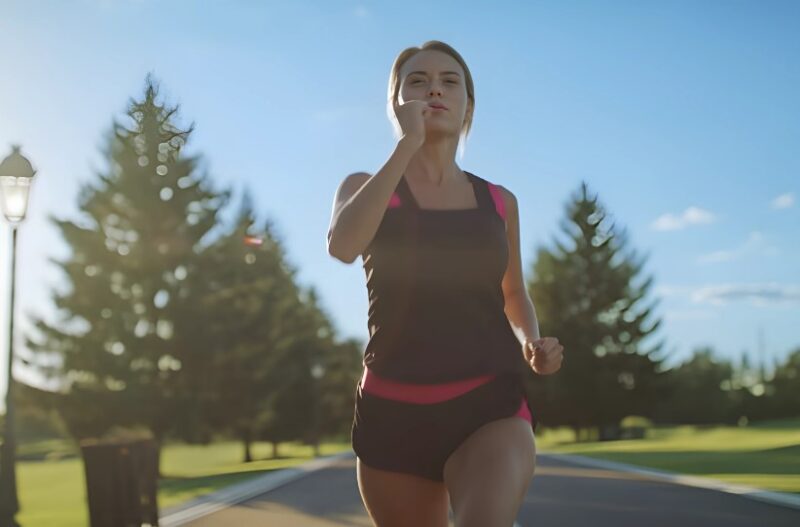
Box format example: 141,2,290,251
357,457,451,527
443,416,536,526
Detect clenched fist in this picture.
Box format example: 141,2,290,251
523,337,564,375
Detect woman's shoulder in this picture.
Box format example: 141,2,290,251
470,172,515,222
342,171,372,187
333,171,373,206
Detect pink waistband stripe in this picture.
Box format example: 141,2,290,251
360,367,497,404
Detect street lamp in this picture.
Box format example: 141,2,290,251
0,144,37,527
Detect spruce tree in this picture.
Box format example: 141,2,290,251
190,189,307,461
768,347,800,419
193,193,363,461
528,182,668,439
25,77,230,467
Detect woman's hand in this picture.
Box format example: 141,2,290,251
523,337,564,375
395,99,431,146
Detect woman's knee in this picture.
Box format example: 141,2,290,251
449,459,533,527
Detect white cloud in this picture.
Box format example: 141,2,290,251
658,282,800,307
691,283,800,306
651,206,716,231
697,230,779,264
770,192,795,210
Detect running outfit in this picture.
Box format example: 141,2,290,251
350,170,537,482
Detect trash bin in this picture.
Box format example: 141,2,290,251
80,438,159,527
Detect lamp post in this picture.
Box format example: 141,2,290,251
0,145,37,527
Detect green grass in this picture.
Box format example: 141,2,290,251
535,417,800,495
14,419,800,526
17,439,352,527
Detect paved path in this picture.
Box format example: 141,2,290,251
168,452,800,526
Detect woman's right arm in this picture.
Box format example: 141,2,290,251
327,135,422,264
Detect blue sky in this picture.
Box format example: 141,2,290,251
0,0,798,397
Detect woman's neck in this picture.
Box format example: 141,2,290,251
405,135,461,187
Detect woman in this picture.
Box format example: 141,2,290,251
327,40,564,527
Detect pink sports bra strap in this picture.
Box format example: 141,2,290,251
486,182,506,221
388,176,506,222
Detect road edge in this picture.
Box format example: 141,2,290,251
542,451,800,511
158,450,355,526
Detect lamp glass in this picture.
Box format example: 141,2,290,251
0,176,31,223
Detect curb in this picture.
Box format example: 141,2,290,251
158,450,355,527
542,451,800,511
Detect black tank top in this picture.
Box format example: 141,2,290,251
359,170,527,383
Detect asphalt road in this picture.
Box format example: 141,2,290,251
181,453,800,526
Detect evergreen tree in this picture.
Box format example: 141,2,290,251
768,347,800,419
25,76,230,469
260,286,364,458
316,336,366,442
527,181,668,438
190,189,307,461
655,347,735,424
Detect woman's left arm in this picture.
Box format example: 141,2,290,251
498,185,564,375
496,185,540,347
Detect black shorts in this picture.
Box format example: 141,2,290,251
351,370,537,482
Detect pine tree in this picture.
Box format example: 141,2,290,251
25,76,230,468
657,347,735,424
190,189,308,461
192,191,364,461
769,347,800,419
527,181,668,439
262,285,359,458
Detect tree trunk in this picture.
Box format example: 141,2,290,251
153,433,164,479
243,428,253,463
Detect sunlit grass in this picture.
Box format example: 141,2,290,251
536,417,800,495
17,438,352,527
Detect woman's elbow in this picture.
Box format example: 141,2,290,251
327,231,358,264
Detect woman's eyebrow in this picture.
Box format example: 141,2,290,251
407,70,461,77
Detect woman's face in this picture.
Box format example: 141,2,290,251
397,49,471,139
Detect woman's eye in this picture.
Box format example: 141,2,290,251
409,79,456,85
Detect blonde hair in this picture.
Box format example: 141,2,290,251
386,40,475,160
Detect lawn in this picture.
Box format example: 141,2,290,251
17,439,352,527
536,417,800,495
